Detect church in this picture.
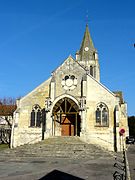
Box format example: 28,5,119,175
11,24,128,151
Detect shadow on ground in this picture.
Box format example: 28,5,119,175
39,169,84,180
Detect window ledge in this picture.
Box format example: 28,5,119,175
94,125,109,128
29,126,41,128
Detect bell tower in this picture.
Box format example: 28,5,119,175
76,24,100,81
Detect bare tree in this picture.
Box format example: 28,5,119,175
0,97,16,105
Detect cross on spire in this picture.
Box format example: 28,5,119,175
86,10,89,25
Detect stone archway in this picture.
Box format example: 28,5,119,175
52,97,80,136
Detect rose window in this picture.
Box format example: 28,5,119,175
61,75,77,90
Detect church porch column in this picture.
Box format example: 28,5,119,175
75,113,78,136
80,110,86,133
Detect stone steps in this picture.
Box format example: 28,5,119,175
0,136,111,161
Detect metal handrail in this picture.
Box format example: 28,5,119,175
113,147,127,180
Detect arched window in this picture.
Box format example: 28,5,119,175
93,52,95,60
90,66,94,76
95,103,109,126
30,104,41,127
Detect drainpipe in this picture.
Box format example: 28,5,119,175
114,105,119,152
10,112,15,149
42,109,46,140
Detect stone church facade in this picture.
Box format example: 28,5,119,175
11,25,128,151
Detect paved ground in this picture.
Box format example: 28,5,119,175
2,149,134,180
1,137,130,180
0,155,115,180
127,144,135,180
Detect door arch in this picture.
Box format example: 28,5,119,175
52,97,80,136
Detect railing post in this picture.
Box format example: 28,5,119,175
113,145,130,180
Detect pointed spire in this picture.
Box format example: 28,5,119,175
80,24,95,52
76,24,96,62
76,24,100,82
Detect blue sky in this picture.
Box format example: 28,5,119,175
0,0,135,116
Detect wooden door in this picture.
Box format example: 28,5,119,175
61,116,74,136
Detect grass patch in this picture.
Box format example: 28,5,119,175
0,143,9,150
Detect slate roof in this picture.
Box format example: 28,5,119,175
79,24,95,54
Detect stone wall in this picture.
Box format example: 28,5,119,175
12,78,51,147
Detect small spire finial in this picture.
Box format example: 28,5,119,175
86,10,89,25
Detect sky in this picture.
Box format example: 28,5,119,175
0,0,135,116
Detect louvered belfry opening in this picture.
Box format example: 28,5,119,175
52,98,80,136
